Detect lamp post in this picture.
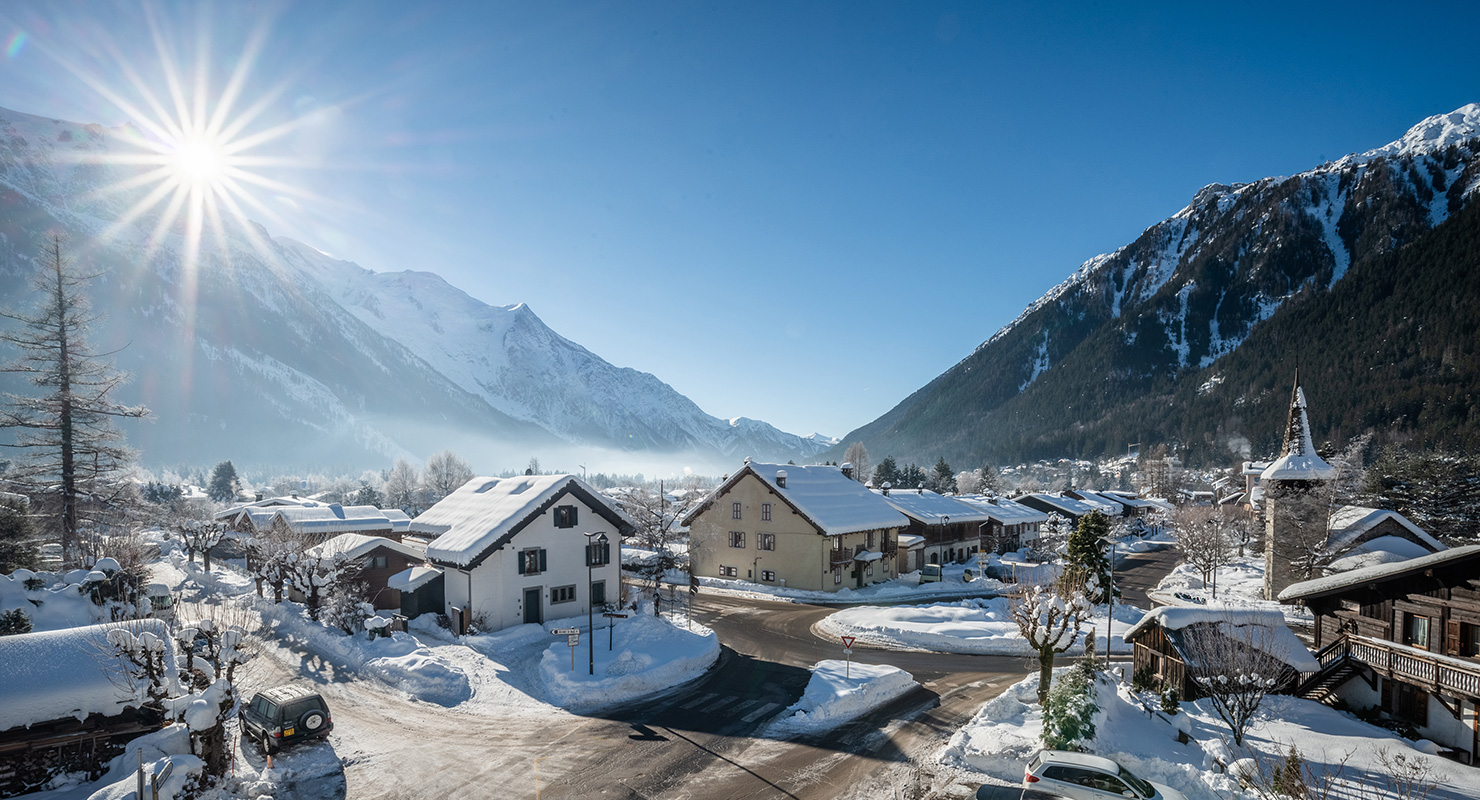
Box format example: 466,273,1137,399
585,531,608,676
941,515,949,565
1099,533,1116,665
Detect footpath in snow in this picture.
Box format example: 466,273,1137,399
819,596,1144,656
767,659,918,736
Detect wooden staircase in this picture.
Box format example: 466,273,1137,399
1297,660,1360,704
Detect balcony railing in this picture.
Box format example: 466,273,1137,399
1326,633,1480,698
830,545,856,566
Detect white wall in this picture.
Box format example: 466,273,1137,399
446,491,621,633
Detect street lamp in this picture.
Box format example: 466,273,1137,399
585,531,609,676
1099,533,1116,665
941,515,950,564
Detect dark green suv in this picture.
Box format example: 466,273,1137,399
239,685,333,754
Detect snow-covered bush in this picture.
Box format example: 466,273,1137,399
320,585,374,635
0,607,31,635
1042,662,1098,751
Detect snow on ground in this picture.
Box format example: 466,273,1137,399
538,603,719,713
819,597,1144,656
694,561,1011,605
943,670,1480,800
767,659,918,736
1152,553,1313,626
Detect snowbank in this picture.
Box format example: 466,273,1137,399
1152,554,1313,627
768,660,918,735
696,560,1008,605
820,597,1143,656
0,620,178,732
538,610,718,712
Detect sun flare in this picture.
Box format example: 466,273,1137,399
169,135,229,190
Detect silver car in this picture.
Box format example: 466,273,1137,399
1024,750,1187,800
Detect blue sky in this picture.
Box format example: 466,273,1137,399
1,1,1476,441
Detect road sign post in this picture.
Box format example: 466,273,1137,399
552,629,580,670
841,636,856,678
603,611,629,650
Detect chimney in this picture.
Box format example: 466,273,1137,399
255,493,263,502
840,461,854,480
776,470,787,488
882,482,891,496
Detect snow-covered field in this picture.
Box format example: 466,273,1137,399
943,670,1480,800
819,597,1144,656
538,605,719,712
767,660,918,736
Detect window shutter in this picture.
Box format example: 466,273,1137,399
585,544,592,567
518,552,526,574
1446,619,1461,655
539,548,547,572
570,506,578,526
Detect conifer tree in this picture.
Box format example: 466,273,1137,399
0,234,148,566
872,455,900,488
1065,511,1112,603
207,460,239,503
929,457,957,493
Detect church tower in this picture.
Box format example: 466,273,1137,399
1260,373,1335,600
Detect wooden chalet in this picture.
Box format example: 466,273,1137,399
1123,606,1318,701
1280,546,1480,763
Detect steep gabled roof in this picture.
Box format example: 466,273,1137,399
419,475,635,568
681,462,906,536
1326,506,1444,554
305,533,423,564
1278,545,1480,602
268,504,394,536
1124,606,1319,672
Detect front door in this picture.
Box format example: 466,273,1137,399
524,587,542,625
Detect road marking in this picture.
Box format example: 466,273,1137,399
679,693,716,710
700,696,737,712
729,699,758,714
741,702,780,722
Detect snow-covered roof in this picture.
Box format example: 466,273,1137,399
1100,491,1162,510
1242,461,1271,476
270,504,394,535
382,508,412,533
872,489,992,525
953,495,1050,524
1280,545,1480,602
1018,493,1100,517
896,534,926,548
305,533,422,564
387,565,443,593
0,620,179,732
1261,385,1336,481
1123,606,1319,672
418,475,633,568
213,495,321,520
1326,506,1443,554
1068,491,1129,514
684,463,907,536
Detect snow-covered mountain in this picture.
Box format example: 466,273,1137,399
278,240,831,460
839,104,1480,467
0,104,827,469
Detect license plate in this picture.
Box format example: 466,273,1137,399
284,728,295,736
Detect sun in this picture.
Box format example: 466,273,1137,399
169,135,229,191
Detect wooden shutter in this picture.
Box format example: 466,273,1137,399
517,551,526,574
585,544,593,567
539,548,547,572
1446,619,1462,656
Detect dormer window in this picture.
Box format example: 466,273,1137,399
553,505,578,528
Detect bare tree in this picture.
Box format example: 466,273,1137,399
422,450,473,504
1179,615,1291,746
0,234,149,566
842,442,870,483
383,458,421,513
178,519,227,571
1010,568,1095,705
1172,506,1235,597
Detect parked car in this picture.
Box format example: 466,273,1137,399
920,564,943,583
239,685,333,754
977,784,1072,800
1024,750,1186,800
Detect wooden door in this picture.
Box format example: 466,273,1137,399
524,587,542,625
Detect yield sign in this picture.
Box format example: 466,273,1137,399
841,636,856,649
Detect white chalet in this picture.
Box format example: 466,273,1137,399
415,475,634,634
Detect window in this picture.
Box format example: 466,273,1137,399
1386,681,1429,727
719,565,738,577
590,580,606,607
760,569,776,582
371,555,388,570
585,539,611,566
553,505,578,528
1405,613,1431,649
866,564,874,577
551,585,577,604
758,532,776,551
1462,623,1480,658
518,548,547,575
883,560,890,573
729,530,746,548
832,537,842,550
761,502,772,522
867,531,875,549
732,502,742,520
833,567,842,585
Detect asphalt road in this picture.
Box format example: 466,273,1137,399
249,547,1184,800
1114,545,1181,610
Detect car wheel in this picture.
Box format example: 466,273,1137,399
261,733,278,755
300,710,326,732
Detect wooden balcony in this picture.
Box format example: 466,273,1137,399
1320,633,1480,699
830,545,856,566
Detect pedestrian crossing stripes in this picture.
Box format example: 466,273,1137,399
740,702,780,723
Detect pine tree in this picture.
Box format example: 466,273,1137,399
872,455,900,488
0,234,148,566
1066,511,1112,603
207,460,239,504
0,494,37,573
929,457,957,493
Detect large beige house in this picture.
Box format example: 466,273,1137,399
682,461,908,592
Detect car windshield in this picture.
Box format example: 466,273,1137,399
1118,766,1156,797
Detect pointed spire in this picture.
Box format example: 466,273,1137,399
1262,371,1335,481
